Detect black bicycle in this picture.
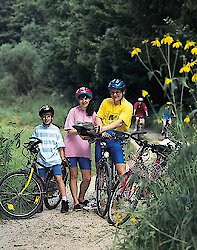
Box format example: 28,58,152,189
73,122,128,218
0,137,69,219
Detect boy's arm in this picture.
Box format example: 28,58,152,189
58,147,65,161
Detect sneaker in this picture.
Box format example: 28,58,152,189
61,200,69,213
73,204,82,211
83,198,97,210
79,200,89,206
133,127,137,132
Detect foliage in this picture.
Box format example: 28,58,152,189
0,41,45,97
116,34,197,249
0,126,22,178
0,0,197,104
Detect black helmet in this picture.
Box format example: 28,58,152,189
39,105,54,117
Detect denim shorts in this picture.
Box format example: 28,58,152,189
67,157,91,170
38,164,62,177
95,130,125,164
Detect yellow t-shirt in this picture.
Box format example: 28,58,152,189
97,98,133,132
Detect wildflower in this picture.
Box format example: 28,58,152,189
165,77,172,85
161,35,174,45
172,41,182,49
157,118,162,124
188,59,197,67
8,204,14,210
130,217,137,223
191,47,197,55
184,41,195,50
151,38,161,47
184,116,190,123
179,65,191,73
192,73,197,82
142,90,149,97
142,39,149,44
131,47,141,57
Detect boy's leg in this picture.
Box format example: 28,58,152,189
53,165,69,213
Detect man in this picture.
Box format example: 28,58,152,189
133,97,148,131
95,79,133,175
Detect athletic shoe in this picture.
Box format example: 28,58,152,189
61,200,69,213
79,200,89,206
83,198,97,210
73,204,82,211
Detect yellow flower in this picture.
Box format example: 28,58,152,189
142,90,149,97
8,204,15,210
157,118,162,124
131,47,141,57
165,77,172,85
188,59,197,67
172,41,182,49
130,217,137,223
192,73,197,82
184,41,196,50
184,116,190,123
161,35,174,45
191,47,197,55
179,65,191,73
151,38,161,47
142,39,149,44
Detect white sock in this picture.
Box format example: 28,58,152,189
62,196,68,201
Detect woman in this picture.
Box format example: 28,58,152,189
64,87,99,211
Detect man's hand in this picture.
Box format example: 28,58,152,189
94,125,101,134
102,132,113,139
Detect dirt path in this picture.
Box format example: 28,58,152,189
0,177,116,250
0,130,161,250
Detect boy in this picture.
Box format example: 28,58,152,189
31,105,69,213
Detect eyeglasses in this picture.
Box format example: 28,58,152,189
79,95,90,101
110,91,122,95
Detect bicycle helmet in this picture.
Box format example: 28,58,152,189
166,102,172,105
39,105,54,117
75,87,93,100
138,97,144,102
108,79,126,91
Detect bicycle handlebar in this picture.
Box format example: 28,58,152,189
24,137,42,153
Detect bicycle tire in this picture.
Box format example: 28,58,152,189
107,173,140,226
0,170,44,219
44,167,68,210
96,161,111,218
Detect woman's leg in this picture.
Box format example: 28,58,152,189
69,167,79,205
78,169,91,203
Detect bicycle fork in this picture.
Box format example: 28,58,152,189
19,167,35,195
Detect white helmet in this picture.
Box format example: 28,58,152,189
138,97,144,102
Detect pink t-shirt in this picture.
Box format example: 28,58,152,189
64,106,97,159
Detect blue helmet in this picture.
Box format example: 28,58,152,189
108,79,126,91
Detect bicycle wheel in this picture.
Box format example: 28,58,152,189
96,161,111,217
108,173,140,226
0,170,44,219
44,167,68,210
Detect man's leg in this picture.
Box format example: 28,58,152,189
116,163,126,175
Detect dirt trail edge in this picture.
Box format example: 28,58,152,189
0,130,161,250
